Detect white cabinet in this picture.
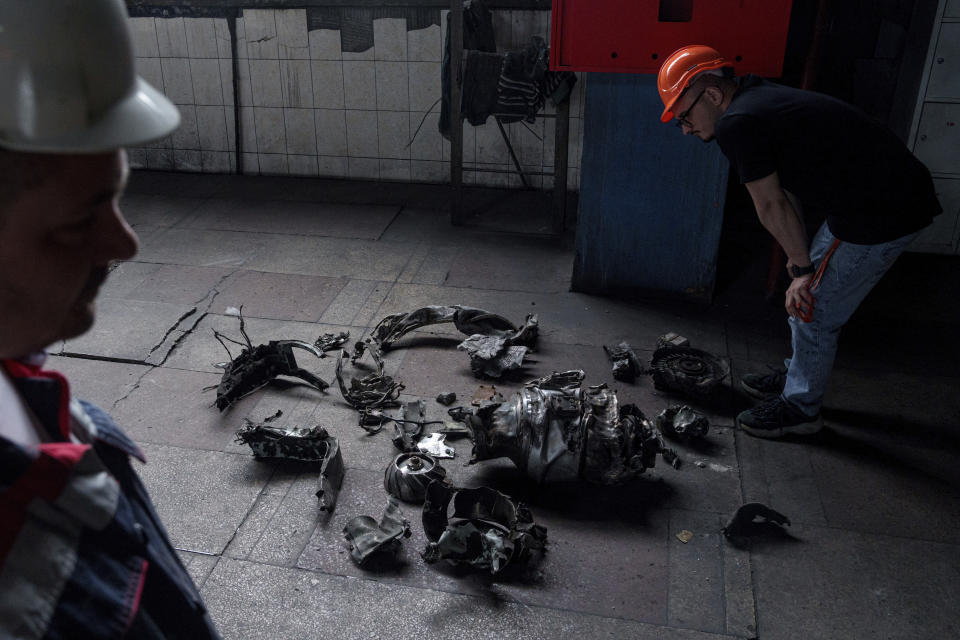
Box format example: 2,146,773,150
909,0,960,254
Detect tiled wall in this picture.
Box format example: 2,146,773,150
127,9,585,190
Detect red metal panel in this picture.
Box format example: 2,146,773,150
550,1,793,76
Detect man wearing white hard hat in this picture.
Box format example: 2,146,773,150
0,1,220,637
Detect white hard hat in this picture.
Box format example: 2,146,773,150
0,0,180,153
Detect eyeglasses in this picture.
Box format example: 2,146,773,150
675,89,705,129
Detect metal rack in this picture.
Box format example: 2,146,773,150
447,0,570,235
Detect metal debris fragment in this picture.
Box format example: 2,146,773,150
676,530,694,544
457,335,529,378
449,370,676,484
471,384,504,406
335,349,403,422
422,482,547,574
383,452,447,503
343,497,411,566
436,392,457,405
417,432,455,459
657,332,690,349
723,503,791,540
210,310,329,411
314,331,351,353
234,421,345,512
392,400,428,452
650,345,729,399
656,405,710,440
603,342,643,382
437,421,472,438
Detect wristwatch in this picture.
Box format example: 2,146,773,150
789,263,815,278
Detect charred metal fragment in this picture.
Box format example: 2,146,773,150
211,312,329,411
436,392,457,406
392,400,427,451
656,405,710,441
417,432,455,458
457,335,529,378
650,345,730,399
343,497,411,567
657,332,691,349
723,503,791,540
603,342,643,382
335,349,403,420
234,421,345,512
421,481,547,575
450,370,676,484
384,452,447,503
314,331,350,353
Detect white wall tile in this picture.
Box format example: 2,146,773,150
215,19,233,59
185,18,219,59
411,160,448,183
284,109,317,155
202,151,233,173
236,58,253,106
542,117,555,166
315,109,347,156
375,61,409,111
161,58,195,104
380,159,411,181
225,106,237,150
258,153,289,175
310,29,342,60
280,60,313,108
236,18,248,59
174,149,203,172
318,156,348,178
476,121,507,164
567,117,581,169
143,130,172,150
408,61,441,112
509,119,544,167
145,148,174,170
345,110,379,157
156,17,189,57
567,167,580,191
241,152,259,175
510,10,542,50
374,18,407,61
408,24,441,63
343,61,376,109
196,106,229,151
129,18,159,58
442,122,476,163
244,9,279,59
519,165,543,189
171,105,199,150
473,163,510,187
248,59,283,107
377,111,410,159
219,59,235,106
240,106,257,152
288,154,319,176
491,11,511,53
276,9,309,59
342,47,374,61
191,59,224,106
127,148,147,170
569,73,585,119
136,58,164,93
408,112,442,161
254,107,286,154
312,61,344,109
348,157,380,179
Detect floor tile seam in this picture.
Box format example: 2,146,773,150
171,223,394,242
748,519,960,548
132,439,253,459
231,465,297,562
215,557,744,638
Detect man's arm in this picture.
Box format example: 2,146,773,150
744,172,815,319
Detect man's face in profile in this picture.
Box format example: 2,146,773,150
0,150,138,358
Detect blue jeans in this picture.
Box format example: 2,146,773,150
782,223,920,416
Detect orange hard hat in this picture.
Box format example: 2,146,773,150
658,45,732,123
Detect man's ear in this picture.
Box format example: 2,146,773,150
704,85,724,106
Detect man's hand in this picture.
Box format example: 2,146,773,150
785,274,814,320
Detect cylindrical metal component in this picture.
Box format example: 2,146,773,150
384,453,447,503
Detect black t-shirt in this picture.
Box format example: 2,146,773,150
715,75,941,244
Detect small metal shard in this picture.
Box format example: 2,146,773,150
723,503,791,540
335,349,403,414
314,331,351,353
383,452,447,503
393,400,427,452
234,421,345,512
343,497,411,567
436,392,457,406
457,335,529,378
657,332,690,349
417,432,455,459
421,482,547,575
676,530,694,544
656,405,710,440
603,342,643,382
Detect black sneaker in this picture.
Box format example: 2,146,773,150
737,397,823,439
740,366,786,400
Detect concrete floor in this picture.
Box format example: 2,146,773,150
52,171,959,639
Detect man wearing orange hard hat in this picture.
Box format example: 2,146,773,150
657,45,941,439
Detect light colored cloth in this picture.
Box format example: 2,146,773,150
782,222,920,415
